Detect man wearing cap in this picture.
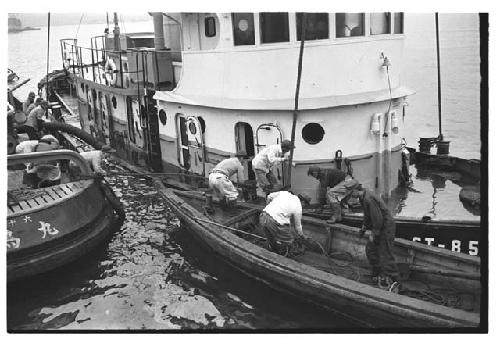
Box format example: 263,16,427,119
80,145,115,175
208,151,247,207
352,188,400,292
308,166,359,224
259,191,310,255
252,140,294,197
23,92,36,113
25,99,48,133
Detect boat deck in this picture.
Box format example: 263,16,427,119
8,179,93,217
177,191,480,314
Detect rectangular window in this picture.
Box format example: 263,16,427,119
296,13,329,41
370,13,391,35
205,17,216,37
394,12,404,34
260,12,290,43
336,13,365,38
232,13,255,46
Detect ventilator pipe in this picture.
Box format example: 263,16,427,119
151,12,166,50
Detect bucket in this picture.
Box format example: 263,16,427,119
418,137,434,154
436,140,450,155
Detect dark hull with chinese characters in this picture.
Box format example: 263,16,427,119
7,179,120,282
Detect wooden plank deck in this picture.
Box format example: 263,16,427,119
7,179,93,218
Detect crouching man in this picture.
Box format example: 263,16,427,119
259,191,311,255
208,151,247,208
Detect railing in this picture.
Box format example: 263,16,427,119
8,150,92,175
60,38,180,92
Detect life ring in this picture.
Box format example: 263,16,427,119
104,58,117,86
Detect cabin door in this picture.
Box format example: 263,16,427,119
185,116,205,175
235,122,255,180
255,123,288,187
126,97,136,144
176,114,190,170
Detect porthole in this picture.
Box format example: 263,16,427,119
159,109,167,125
188,121,197,135
112,96,117,109
302,123,325,145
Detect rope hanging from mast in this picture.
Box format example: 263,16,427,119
288,13,307,184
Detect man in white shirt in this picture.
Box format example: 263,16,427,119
259,191,311,255
251,139,294,197
209,151,246,207
80,145,116,175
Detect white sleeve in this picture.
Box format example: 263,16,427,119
267,145,285,165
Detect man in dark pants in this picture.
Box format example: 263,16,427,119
352,187,400,293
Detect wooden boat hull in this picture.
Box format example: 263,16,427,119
341,214,480,256
7,180,122,282
158,185,480,329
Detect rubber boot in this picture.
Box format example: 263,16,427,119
327,202,342,224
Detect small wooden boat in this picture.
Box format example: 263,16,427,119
7,150,124,282
155,184,481,328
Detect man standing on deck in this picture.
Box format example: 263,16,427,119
352,187,400,293
307,166,359,224
25,99,48,136
208,151,247,208
259,191,311,255
252,140,294,197
23,92,36,113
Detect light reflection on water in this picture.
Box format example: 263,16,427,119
7,162,359,330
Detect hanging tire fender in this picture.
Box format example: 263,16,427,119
98,178,126,222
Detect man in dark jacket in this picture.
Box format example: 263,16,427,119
353,188,400,292
307,166,358,224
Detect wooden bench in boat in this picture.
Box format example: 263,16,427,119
8,179,93,218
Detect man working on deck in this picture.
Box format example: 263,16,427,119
259,191,311,255
23,92,36,113
307,166,359,224
352,187,400,293
25,99,48,137
252,140,294,197
208,151,247,208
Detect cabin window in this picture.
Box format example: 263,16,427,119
232,13,255,46
80,83,84,92
302,123,324,145
159,109,167,125
336,13,365,38
205,16,216,37
394,13,404,34
370,13,391,35
112,96,117,109
296,13,329,41
260,13,290,43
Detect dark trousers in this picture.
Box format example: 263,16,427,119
365,232,399,281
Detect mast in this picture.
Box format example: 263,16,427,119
113,12,121,51
45,12,51,104
288,13,307,185
435,12,443,141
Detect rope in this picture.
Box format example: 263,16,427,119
383,64,393,136
75,13,85,40
45,13,51,103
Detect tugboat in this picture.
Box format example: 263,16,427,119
7,68,124,282
45,12,482,256
7,150,124,282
